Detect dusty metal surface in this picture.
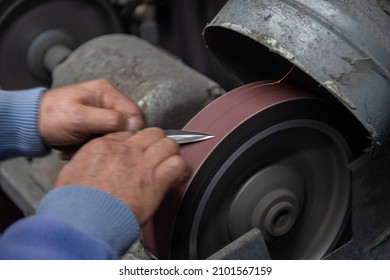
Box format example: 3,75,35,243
53,34,224,129
326,136,390,259
204,0,390,146
376,0,390,15
206,228,270,260
0,158,46,215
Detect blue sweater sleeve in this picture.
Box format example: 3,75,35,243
0,186,141,260
36,186,141,256
0,216,117,260
0,88,50,158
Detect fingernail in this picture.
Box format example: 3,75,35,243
126,117,143,132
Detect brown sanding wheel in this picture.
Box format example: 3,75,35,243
144,82,357,259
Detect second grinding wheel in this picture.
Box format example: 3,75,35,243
0,0,122,89
143,82,367,259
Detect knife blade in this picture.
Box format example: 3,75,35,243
164,129,214,144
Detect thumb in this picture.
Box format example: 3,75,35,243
76,105,143,135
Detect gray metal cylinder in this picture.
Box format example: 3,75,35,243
52,34,224,129
204,0,390,146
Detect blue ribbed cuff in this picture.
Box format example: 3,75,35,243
36,186,141,256
0,88,49,159
0,216,116,260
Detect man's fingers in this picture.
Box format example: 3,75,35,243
154,155,191,192
39,79,145,147
85,79,144,130
144,137,179,167
103,88,143,118
102,131,135,142
74,105,140,135
127,127,166,150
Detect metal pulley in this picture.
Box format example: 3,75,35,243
0,0,123,89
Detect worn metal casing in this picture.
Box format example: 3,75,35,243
204,0,390,146
52,34,224,129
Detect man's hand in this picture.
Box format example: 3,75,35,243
39,79,144,148
54,128,190,225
